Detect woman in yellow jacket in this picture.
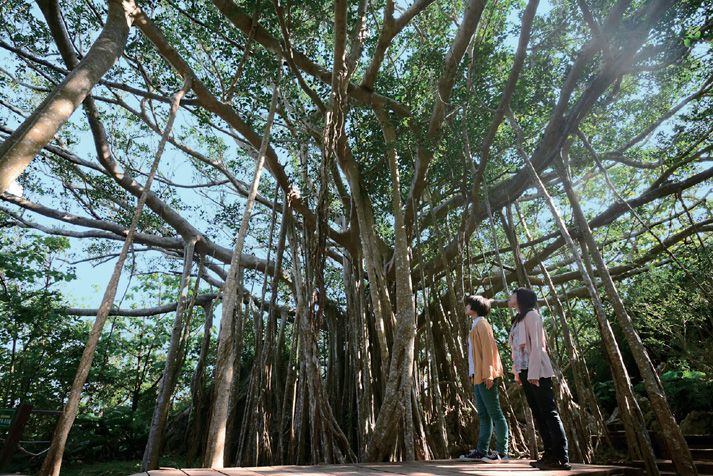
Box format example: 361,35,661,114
463,295,510,463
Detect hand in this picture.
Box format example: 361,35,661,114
514,373,521,385
485,378,494,390
528,378,540,387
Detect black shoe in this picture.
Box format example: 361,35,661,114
529,454,552,468
537,460,572,470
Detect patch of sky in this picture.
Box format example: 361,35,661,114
0,37,286,318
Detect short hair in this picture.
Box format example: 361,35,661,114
464,295,491,316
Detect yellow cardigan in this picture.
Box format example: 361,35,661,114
469,318,504,385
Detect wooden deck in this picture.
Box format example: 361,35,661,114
128,460,639,476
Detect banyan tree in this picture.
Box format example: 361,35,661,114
0,0,711,475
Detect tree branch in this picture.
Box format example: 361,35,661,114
211,0,410,116
132,8,354,252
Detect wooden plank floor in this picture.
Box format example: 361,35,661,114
128,460,638,476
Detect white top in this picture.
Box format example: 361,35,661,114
467,316,482,377
509,321,530,372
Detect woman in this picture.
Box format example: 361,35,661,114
509,288,570,471
463,294,510,463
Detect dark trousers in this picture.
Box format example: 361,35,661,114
519,370,569,463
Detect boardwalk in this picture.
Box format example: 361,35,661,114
128,460,638,476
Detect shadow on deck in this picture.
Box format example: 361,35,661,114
128,459,641,476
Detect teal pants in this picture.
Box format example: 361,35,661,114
473,379,509,455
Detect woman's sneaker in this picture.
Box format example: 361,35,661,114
459,448,487,460
481,452,511,463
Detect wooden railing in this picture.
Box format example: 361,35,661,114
0,404,61,469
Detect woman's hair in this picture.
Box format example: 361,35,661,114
511,287,538,325
464,295,492,317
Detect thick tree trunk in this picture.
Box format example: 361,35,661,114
142,237,198,470
558,161,698,475
418,282,448,458
0,0,134,194
423,194,469,391
224,297,249,462
203,76,280,468
273,1,357,465
505,109,660,475
578,237,656,464
345,254,376,459
284,213,355,465
235,191,288,466
339,153,394,389
38,75,189,476
185,299,215,467
366,109,421,461
278,309,300,462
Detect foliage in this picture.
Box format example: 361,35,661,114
587,244,713,418
65,407,149,462
636,370,713,420
0,232,80,410
0,234,217,470
623,245,713,376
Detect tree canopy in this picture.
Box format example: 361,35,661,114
0,0,711,474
